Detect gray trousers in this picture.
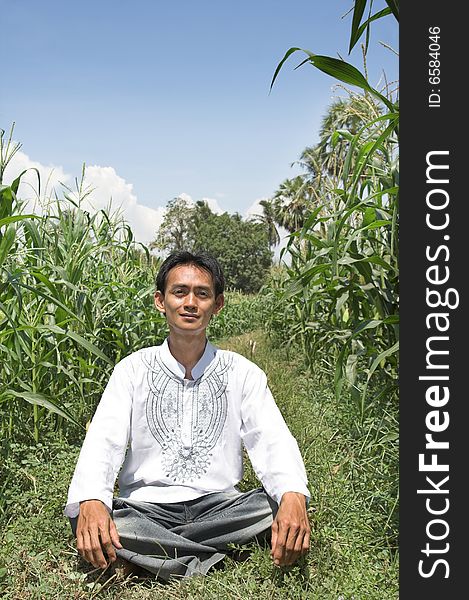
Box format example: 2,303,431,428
71,487,277,581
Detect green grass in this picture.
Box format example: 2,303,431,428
0,332,398,599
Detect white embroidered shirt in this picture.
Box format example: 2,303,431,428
65,339,310,517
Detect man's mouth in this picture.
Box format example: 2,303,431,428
180,313,199,319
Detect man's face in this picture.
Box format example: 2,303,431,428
154,264,224,335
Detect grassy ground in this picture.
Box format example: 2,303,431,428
0,332,398,599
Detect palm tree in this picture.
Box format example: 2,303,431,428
320,95,383,178
252,199,280,248
269,93,390,242
272,176,311,233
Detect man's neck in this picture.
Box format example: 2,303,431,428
167,332,207,380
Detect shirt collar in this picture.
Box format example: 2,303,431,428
160,338,217,381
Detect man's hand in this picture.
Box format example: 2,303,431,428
76,499,122,569
270,491,310,567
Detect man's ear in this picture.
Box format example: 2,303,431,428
154,291,166,315
213,293,225,315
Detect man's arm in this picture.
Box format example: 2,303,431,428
270,491,310,567
65,358,134,567
76,500,123,569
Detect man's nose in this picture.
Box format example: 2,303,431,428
184,292,197,309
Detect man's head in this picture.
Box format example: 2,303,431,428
155,251,225,297
154,251,225,335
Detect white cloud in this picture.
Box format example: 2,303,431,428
245,197,267,220
174,192,224,215
176,192,193,204
201,197,224,215
82,165,165,244
3,149,165,245
4,149,70,209
4,149,290,261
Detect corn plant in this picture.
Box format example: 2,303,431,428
267,0,399,417
0,136,272,444
0,133,166,443
207,290,267,341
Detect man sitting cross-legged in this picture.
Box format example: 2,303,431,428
65,250,311,581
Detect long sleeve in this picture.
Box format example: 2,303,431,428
240,363,310,505
64,356,134,517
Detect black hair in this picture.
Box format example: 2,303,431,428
155,250,225,296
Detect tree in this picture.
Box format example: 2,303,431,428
151,199,273,293
315,95,383,180
151,196,193,254
251,199,280,248
272,176,311,233
189,200,213,242
193,210,272,293
269,93,389,238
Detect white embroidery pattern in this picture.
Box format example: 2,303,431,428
144,352,232,482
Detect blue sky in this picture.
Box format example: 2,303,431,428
2,0,398,243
